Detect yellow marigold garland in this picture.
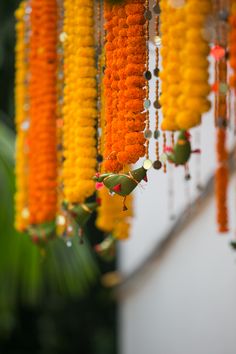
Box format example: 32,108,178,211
96,189,132,240
176,0,211,129
159,0,186,131
62,0,97,204
160,0,211,131
15,1,30,231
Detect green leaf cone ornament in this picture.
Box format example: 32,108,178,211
95,235,115,262
28,221,56,245
166,130,193,165
68,202,98,228
93,167,147,197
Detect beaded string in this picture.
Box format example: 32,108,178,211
163,132,167,173
195,129,202,191
55,0,68,238
96,0,103,173
153,0,162,171
144,0,151,161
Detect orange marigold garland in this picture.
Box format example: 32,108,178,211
28,0,58,225
103,3,123,172
119,0,146,165
96,42,133,241
15,1,30,231
213,0,229,233
103,0,146,172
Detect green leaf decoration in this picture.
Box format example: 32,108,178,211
68,202,98,229
167,130,192,165
95,235,116,262
94,167,147,197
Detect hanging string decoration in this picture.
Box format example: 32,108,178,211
14,0,236,249
96,34,134,241
213,0,229,233
27,0,58,225
96,189,133,240
159,0,186,132
62,0,97,204
103,0,147,172
153,0,162,171
175,0,211,130
55,0,66,237
160,0,211,132
15,1,30,231
229,0,236,91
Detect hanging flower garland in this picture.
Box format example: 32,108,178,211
160,0,211,132
96,34,133,241
103,0,146,172
229,0,236,91
176,0,211,130
27,0,58,225
62,0,97,204
213,0,229,233
159,0,186,131
96,189,132,240
15,1,30,232
119,0,146,166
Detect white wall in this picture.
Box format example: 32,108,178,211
119,46,236,354
120,176,236,354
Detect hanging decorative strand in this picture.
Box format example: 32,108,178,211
143,0,151,162
160,0,211,131
28,0,58,225
55,0,68,238
15,1,30,231
159,0,185,131
96,51,133,240
214,0,230,233
96,189,133,240
175,0,211,130
62,0,97,204
153,0,162,171
96,0,103,173
103,0,147,172
121,0,147,166
229,0,236,91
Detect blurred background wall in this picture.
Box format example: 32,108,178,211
120,175,236,354
119,49,236,354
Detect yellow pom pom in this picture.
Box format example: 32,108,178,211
161,120,180,131
176,111,201,130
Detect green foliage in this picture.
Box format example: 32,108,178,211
0,120,99,332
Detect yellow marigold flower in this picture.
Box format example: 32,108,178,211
15,1,30,232
63,0,97,204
